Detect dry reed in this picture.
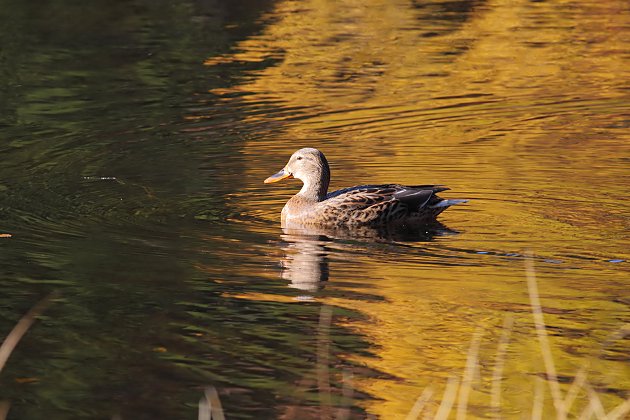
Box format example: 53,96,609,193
0,292,56,373
198,386,225,420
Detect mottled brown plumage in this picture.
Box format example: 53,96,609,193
264,148,466,229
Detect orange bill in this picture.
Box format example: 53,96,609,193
264,168,292,183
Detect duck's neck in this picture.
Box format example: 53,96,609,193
297,166,330,202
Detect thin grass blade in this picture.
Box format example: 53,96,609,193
525,253,566,418
0,292,57,373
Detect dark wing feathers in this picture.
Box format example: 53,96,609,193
325,184,444,215
326,184,446,200
409,185,449,193
393,189,434,208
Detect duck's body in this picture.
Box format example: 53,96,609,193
281,183,458,228
265,148,466,229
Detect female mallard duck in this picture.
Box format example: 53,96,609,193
264,148,466,229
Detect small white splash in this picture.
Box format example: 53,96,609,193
83,176,118,181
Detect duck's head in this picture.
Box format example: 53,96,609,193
264,148,330,199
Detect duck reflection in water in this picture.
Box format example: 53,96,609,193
279,223,457,292
280,229,330,292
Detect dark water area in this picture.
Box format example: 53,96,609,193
1,0,629,418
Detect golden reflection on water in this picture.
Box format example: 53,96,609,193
202,0,629,417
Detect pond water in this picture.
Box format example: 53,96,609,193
0,0,628,418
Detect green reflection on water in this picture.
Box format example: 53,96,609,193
0,0,372,418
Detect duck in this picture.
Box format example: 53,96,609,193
264,148,466,229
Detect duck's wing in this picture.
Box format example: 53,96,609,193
323,186,396,214
326,184,447,200
322,184,447,225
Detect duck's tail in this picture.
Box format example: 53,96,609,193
430,199,468,208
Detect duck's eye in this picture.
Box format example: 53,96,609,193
296,156,303,160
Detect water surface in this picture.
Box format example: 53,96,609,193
0,0,628,418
